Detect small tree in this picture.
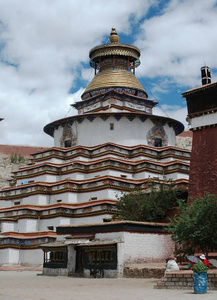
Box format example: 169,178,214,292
114,180,187,222
10,153,25,164
168,193,217,257
18,154,25,163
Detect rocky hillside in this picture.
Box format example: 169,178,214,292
0,145,48,190
175,130,193,151
0,154,28,190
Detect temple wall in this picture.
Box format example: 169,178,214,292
19,249,43,266
0,188,120,208
0,248,43,266
0,214,109,233
67,245,76,274
17,219,38,232
188,126,217,199
0,248,19,265
17,174,59,185
95,231,175,277
15,169,188,183
1,221,15,232
53,117,176,148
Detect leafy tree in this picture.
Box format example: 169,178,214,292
168,193,217,257
114,180,187,222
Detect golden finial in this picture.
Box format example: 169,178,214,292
109,27,119,43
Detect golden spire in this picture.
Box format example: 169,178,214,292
109,27,119,43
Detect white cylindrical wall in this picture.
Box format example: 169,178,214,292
53,117,176,148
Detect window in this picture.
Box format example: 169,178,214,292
110,123,114,130
47,226,54,231
14,201,20,205
43,248,68,268
120,175,127,178
56,199,62,203
154,138,162,147
64,140,72,148
87,249,114,264
81,244,117,270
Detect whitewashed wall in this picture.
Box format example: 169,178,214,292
17,219,38,232
19,249,43,266
0,248,19,265
1,221,15,232
0,248,43,266
53,117,176,148
95,231,175,277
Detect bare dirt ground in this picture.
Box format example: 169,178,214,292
0,271,216,300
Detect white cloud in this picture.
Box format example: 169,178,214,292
136,0,217,87
153,105,189,129
0,0,156,146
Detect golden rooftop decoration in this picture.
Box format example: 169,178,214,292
109,27,119,43
89,46,140,61
83,68,145,96
82,27,146,99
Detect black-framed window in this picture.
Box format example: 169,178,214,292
43,248,67,269
154,138,162,147
82,245,117,270
64,140,72,148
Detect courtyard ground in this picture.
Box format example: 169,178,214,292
0,271,216,300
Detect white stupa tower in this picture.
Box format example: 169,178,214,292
0,28,190,266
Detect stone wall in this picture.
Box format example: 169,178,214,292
154,270,217,290
124,264,164,278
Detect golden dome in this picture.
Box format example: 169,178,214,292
83,68,146,96
81,28,147,99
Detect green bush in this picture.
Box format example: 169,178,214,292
10,153,25,164
168,193,217,257
192,262,209,273
114,179,187,222
18,154,25,163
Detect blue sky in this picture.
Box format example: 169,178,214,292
0,0,217,146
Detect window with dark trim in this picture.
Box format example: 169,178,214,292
43,248,68,268
47,226,54,231
110,123,114,130
82,245,117,270
154,138,162,147
64,140,72,148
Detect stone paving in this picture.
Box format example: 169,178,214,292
0,270,216,300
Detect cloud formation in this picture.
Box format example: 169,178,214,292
0,0,216,146
137,0,217,86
